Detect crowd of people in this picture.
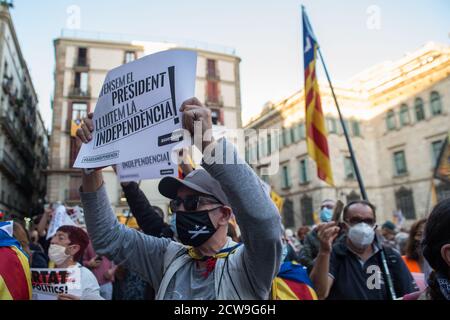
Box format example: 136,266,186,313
1,97,449,300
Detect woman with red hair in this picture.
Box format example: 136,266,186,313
48,225,103,300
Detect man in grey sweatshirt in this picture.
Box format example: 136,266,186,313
76,97,282,299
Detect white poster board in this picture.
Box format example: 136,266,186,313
31,268,82,300
74,49,197,180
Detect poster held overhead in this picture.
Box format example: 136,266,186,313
73,50,197,181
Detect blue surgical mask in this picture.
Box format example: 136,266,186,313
320,208,333,222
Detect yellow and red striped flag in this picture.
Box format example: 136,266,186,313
0,221,32,300
302,8,334,185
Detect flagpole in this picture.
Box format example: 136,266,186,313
316,48,368,201
302,5,396,300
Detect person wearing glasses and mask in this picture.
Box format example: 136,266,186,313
310,200,418,300
75,97,282,300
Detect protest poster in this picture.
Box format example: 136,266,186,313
46,205,77,240
116,124,227,182
31,268,81,300
73,50,197,181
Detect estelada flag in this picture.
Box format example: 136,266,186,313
302,7,334,185
272,261,318,300
0,221,32,300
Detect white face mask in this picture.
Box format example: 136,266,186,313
348,223,375,250
48,244,71,265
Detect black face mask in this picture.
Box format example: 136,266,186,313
175,207,221,247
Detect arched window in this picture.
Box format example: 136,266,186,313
386,110,396,130
430,91,442,115
399,104,410,126
414,98,425,122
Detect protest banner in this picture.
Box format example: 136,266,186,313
31,268,81,300
74,50,197,181
46,205,77,240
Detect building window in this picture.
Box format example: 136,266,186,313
207,59,217,79
399,104,410,126
74,72,88,95
206,81,219,103
261,174,269,184
125,51,136,63
393,150,408,175
431,140,444,168
282,198,295,228
281,164,291,189
344,156,356,179
259,137,267,158
430,91,442,116
283,127,292,146
72,102,87,120
298,123,306,139
301,195,314,226
415,98,425,122
291,126,299,142
327,117,337,134
395,187,416,219
351,121,361,137
299,158,309,184
267,134,272,155
386,110,396,131
210,109,220,125
76,48,87,66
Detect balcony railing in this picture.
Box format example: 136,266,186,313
69,87,90,98
205,95,224,107
206,70,220,81
75,57,88,68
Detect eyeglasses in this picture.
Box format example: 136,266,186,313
169,195,221,212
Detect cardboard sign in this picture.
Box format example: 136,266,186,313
74,49,197,180
31,268,81,300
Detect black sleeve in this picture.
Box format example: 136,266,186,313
384,247,419,296
121,182,173,238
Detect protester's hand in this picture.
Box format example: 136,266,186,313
180,97,214,150
76,112,94,143
316,222,340,254
88,257,101,269
58,293,80,300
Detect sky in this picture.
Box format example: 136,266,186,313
10,0,450,131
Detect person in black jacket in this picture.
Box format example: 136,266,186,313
121,181,173,239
